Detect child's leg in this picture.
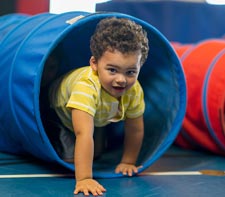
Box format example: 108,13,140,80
43,117,75,162
55,126,106,162
93,127,107,160
42,98,106,162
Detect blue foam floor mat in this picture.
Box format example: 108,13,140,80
0,146,225,197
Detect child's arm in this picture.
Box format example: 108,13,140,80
72,109,106,196
115,115,144,176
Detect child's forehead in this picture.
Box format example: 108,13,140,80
106,48,141,56
101,49,142,67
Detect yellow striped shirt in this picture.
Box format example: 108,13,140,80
49,66,145,131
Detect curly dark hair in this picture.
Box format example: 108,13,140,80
90,17,149,66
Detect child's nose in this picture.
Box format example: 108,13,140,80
116,74,126,85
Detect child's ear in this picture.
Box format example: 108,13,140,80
90,56,98,71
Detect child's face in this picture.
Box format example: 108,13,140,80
90,49,142,99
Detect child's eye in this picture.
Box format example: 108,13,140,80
108,68,117,73
126,70,137,76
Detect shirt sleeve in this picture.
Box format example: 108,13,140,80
66,79,98,117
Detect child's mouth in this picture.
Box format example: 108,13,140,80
113,86,126,92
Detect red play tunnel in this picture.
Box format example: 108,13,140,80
172,39,225,155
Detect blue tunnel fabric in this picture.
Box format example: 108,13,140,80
0,12,186,178
0,13,29,43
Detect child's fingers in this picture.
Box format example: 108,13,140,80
128,168,134,176
137,165,143,171
74,188,89,196
115,164,144,177
74,187,105,196
115,165,122,174
83,188,90,196
74,179,106,196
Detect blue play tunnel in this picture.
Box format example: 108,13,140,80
0,12,186,178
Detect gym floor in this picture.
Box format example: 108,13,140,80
0,146,225,197
0,145,224,197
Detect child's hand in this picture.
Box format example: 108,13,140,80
115,163,143,176
74,178,106,196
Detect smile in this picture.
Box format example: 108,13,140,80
113,86,126,91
